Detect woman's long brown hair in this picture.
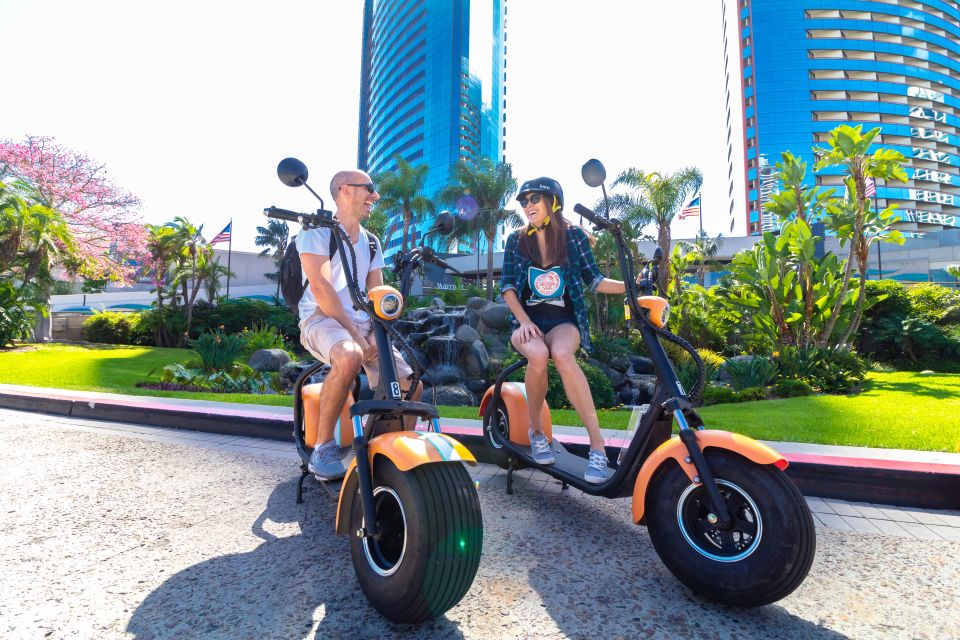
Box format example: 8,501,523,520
519,203,568,267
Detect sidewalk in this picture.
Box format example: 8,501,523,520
2,383,959,508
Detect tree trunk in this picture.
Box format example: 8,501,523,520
840,237,871,347
485,229,496,301
401,207,410,256
657,222,671,295
819,241,856,346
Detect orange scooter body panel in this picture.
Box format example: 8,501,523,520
334,431,477,534
631,430,789,524
302,383,354,449
478,382,552,445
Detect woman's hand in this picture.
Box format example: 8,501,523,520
516,319,543,344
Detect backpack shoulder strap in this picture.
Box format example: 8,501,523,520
326,227,380,264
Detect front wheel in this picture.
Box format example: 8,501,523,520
645,451,816,606
348,458,483,623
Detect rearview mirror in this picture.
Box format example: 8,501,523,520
651,246,663,265
434,210,455,236
581,159,607,188
277,157,308,187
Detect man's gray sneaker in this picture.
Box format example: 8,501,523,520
308,440,346,481
528,429,555,465
584,449,608,484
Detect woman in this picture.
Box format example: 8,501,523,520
500,177,626,483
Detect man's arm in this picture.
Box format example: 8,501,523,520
366,267,384,289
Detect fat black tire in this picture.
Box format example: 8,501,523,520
484,405,511,469
348,458,483,623
646,451,816,607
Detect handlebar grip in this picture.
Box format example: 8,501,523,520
573,203,611,230
263,206,304,222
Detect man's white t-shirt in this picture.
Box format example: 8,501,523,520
296,225,385,325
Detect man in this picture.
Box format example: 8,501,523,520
298,169,422,480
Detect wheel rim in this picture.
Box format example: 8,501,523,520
361,486,408,577
676,479,763,563
487,408,508,449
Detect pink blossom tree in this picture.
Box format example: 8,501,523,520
0,136,148,284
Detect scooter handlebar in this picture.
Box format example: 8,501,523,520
263,206,304,223
573,203,611,230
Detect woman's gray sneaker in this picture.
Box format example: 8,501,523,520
584,449,608,484
528,429,556,465
308,440,346,481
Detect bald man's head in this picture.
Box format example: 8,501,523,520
330,170,368,202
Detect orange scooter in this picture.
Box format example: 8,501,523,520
265,158,481,623
480,159,816,606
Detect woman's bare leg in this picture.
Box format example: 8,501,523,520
544,323,605,451
510,329,550,433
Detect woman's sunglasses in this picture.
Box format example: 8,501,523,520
346,182,377,194
519,193,544,207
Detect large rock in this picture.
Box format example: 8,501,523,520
455,324,481,344
280,361,327,389
466,297,489,311
628,355,655,375
429,384,476,407
480,303,511,330
586,358,625,387
425,364,463,386
608,355,631,373
461,339,490,378
249,348,292,372
431,297,446,309
465,378,489,395
464,308,480,329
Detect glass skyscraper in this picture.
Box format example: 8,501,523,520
357,0,506,259
725,0,960,235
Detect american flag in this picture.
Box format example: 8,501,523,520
679,193,701,220
864,177,876,198
210,222,232,245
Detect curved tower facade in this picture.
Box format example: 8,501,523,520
728,0,960,235
358,0,506,258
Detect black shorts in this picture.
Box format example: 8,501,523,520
529,314,577,336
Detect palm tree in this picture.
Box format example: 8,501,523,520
612,167,702,294
255,218,289,298
814,125,908,346
145,223,180,346
679,230,724,287
199,257,236,303
438,158,522,300
373,156,434,256
168,216,206,340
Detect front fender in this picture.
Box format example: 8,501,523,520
631,430,788,524
335,431,476,534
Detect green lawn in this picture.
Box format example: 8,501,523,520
1,344,957,452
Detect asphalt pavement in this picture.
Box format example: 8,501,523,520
2,408,958,639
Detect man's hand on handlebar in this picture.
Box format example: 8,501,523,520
350,328,378,363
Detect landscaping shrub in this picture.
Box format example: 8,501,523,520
702,385,737,406
722,356,777,391
149,362,277,393
188,329,246,372
81,311,141,344
240,321,288,357
907,283,960,324
590,332,632,366
0,282,34,346
776,345,867,393
735,386,767,402
773,379,813,398
676,348,725,396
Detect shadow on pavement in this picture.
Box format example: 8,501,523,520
496,477,847,639
127,477,466,639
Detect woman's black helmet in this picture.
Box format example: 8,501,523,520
517,177,564,212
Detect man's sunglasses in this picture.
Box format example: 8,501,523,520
346,182,377,194
519,193,544,207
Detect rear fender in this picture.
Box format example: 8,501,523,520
631,431,788,524
335,431,476,534
478,382,552,445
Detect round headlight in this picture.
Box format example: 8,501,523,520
381,293,401,317
661,304,671,326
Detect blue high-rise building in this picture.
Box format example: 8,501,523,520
357,0,506,259
724,0,960,235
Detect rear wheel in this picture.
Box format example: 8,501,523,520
645,451,816,606
484,404,511,469
348,458,483,623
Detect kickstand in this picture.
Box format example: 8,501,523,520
560,481,569,492
506,456,515,495
296,464,309,504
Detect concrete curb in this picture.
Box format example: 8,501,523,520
1,389,957,509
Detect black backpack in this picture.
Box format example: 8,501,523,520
279,229,380,319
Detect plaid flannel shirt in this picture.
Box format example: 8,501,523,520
500,226,605,352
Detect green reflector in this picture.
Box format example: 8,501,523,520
459,538,466,551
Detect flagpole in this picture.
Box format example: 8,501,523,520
875,181,882,281
699,189,704,236
226,219,233,299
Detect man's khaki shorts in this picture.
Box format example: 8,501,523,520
300,314,413,390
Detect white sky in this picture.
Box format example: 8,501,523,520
1,0,737,253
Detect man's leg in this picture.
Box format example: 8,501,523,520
315,340,363,444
